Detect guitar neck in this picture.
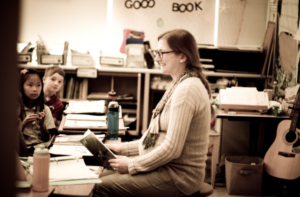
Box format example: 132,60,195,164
290,110,299,132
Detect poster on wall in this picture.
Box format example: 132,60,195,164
110,0,216,53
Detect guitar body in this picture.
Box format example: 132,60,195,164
264,120,300,180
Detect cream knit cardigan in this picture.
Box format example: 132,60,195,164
121,77,210,195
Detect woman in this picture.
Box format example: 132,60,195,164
94,29,213,197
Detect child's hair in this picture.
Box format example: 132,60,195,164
19,69,45,120
16,91,23,119
44,65,65,78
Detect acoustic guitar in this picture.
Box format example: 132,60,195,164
264,90,300,180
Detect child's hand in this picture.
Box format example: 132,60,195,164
22,114,39,126
38,109,46,128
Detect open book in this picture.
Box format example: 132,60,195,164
80,130,116,170
218,87,269,114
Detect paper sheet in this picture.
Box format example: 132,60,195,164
49,145,92,156
64,100,105,114
219,88,268,106
29,159,98,181
66,114,106,121
64,120,106,127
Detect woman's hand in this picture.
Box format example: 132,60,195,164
38,109,46,128
109,156,129,174
105,143,122,155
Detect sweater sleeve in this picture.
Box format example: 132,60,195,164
127,90,196,174
121,139,140,156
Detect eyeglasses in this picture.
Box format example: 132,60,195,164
150,50,181,59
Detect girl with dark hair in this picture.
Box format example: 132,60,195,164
19,69,55,154
94,29,213,197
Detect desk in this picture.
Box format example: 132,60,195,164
216,112,290,161
17,169,96,197
58,115,126,135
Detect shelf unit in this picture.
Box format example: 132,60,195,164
18,64,270,136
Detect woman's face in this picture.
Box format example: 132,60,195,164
23,74,42,101
155,39,185,79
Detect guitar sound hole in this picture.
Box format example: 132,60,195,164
285,131,297,143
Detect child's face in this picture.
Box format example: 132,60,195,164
23,74,42,100
43,73,64,93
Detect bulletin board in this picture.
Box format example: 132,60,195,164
19,0,107,46
110,0,216,51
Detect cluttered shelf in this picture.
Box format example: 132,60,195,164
18,63,271,78
18,63,271,136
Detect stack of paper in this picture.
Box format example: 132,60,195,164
64,100,106,114
29,159,101,185
64,114,106,128
219,87,269,111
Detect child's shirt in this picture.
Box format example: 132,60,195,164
45,94,64,120
23,104,56,146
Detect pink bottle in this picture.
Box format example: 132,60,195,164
32,144,50,192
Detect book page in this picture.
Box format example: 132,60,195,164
220,88,268,106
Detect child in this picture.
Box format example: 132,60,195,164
43,65,65,127
20,69,56,154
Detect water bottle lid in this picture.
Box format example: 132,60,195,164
108,101,119,111
107,90,117,101
34,144,49,156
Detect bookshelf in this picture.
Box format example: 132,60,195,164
18,64,270,136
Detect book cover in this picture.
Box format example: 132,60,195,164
65,77,74,99
81,78,88,100
69,77,76,99
80,130,116,170
73,78,80,99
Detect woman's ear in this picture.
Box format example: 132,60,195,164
180,53,187,63
42,76,46,84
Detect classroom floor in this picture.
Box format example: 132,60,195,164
207,187,280,197
204,156,300,197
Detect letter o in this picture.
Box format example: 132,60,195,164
148,0,155,8
133,1,141,9
179,4,186,13
141,0,148,8
186,3,193,12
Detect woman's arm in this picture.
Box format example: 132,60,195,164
127,101,195,174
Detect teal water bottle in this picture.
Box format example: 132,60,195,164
107,101,119,140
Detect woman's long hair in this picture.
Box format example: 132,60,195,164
158,29,211,99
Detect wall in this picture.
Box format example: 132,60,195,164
19,0,269,57
218,0,268,46
19,0,107,54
